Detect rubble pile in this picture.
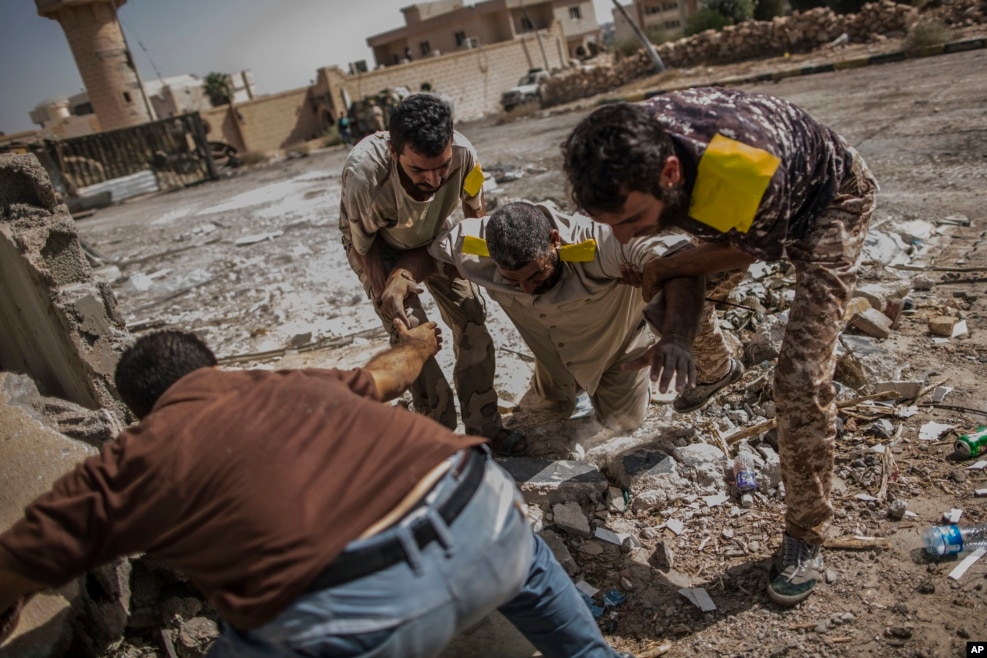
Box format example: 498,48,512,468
540,0,983,108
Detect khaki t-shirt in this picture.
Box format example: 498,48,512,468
430,204,689,394
339,131,484,254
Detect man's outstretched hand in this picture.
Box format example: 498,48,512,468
378,269,424,326
623,337,697,394
394,318,442,357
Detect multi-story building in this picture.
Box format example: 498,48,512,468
612,0,700,43
366,0,602,68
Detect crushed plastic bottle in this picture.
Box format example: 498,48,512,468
733,454,757,508
922,523,987,556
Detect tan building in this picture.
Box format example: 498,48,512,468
367,0,602,67
612,0,699,43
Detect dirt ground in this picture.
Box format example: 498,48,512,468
74,43,987,658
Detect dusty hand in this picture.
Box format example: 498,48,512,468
623,336,696,394
394,318,441,357
641,259,673,303
378,269,424,325
619,262,643,287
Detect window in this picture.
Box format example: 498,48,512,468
665,19,681,28
455,30,466,46
520,16,534,31
122,91,132,103
419,41,431,56
644,4,661,14
569,6,581,19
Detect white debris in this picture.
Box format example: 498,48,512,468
678,587,717,611
919,422,953,441
948,547,986,581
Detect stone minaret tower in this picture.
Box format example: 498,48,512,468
35,0,153,131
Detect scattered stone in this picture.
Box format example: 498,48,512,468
176,616,218,658
887,499,908,520
552,501,591,538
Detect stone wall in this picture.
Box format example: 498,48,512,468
541,0,986,107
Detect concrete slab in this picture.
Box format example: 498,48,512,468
0,373,97,657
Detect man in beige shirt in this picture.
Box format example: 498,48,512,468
382,201,741,431
339,93,526,455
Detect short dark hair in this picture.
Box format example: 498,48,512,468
562,102,675,214
114,330,217,419
486,202,554,271
388,93,454,158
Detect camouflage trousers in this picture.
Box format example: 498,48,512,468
346,242,503,438
692,270,748,383
776,148,879,544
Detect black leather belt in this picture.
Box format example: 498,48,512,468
305,447,487,592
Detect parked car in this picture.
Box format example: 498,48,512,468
500,69,550,113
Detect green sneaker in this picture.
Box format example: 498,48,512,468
766,532,824,605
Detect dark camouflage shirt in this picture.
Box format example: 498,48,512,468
645,87,850,261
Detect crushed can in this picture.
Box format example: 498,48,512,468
954,426,987,459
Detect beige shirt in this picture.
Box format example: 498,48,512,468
339,131,484,255
429,204,688,395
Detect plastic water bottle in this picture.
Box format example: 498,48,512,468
733,454,757,508
922,524,987,556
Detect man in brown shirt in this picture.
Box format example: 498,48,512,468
0,324,630,658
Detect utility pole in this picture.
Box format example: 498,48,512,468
519,0,551,70
611,0,666,73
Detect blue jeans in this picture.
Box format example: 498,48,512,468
208,450,619,658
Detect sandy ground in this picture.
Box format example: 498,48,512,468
76,44,987,657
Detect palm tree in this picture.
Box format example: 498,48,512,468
203,72,233,107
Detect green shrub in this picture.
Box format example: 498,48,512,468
685,8,731,36
903,20,951,52
707,0,755,23
615,37,644,58
754,0,787,20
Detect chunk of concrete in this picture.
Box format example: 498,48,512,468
850,307,893,339
552,501,592,538
0,372,97,656
500,458,608,507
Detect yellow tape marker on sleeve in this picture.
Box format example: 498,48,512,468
461,235,490,257
463,163,485,198
689,133,780,234
558,239,597,262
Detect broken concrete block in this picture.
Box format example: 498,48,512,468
176,616,219,658
850,307,893,339
552,501,592,538
606,486,626,513
929,315,959,337
500,458,608,507
0,372,98,656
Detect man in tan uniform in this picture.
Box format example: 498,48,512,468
339,93,526,455
382,201,740,431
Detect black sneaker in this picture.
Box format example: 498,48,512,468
766,532,824,606
672,358,743,413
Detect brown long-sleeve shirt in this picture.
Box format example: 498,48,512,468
0,367,482,630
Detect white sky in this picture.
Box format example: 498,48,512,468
0,0,619,134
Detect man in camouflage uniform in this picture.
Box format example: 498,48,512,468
339,93,526,455
562,87,879,604
407,201,738,430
